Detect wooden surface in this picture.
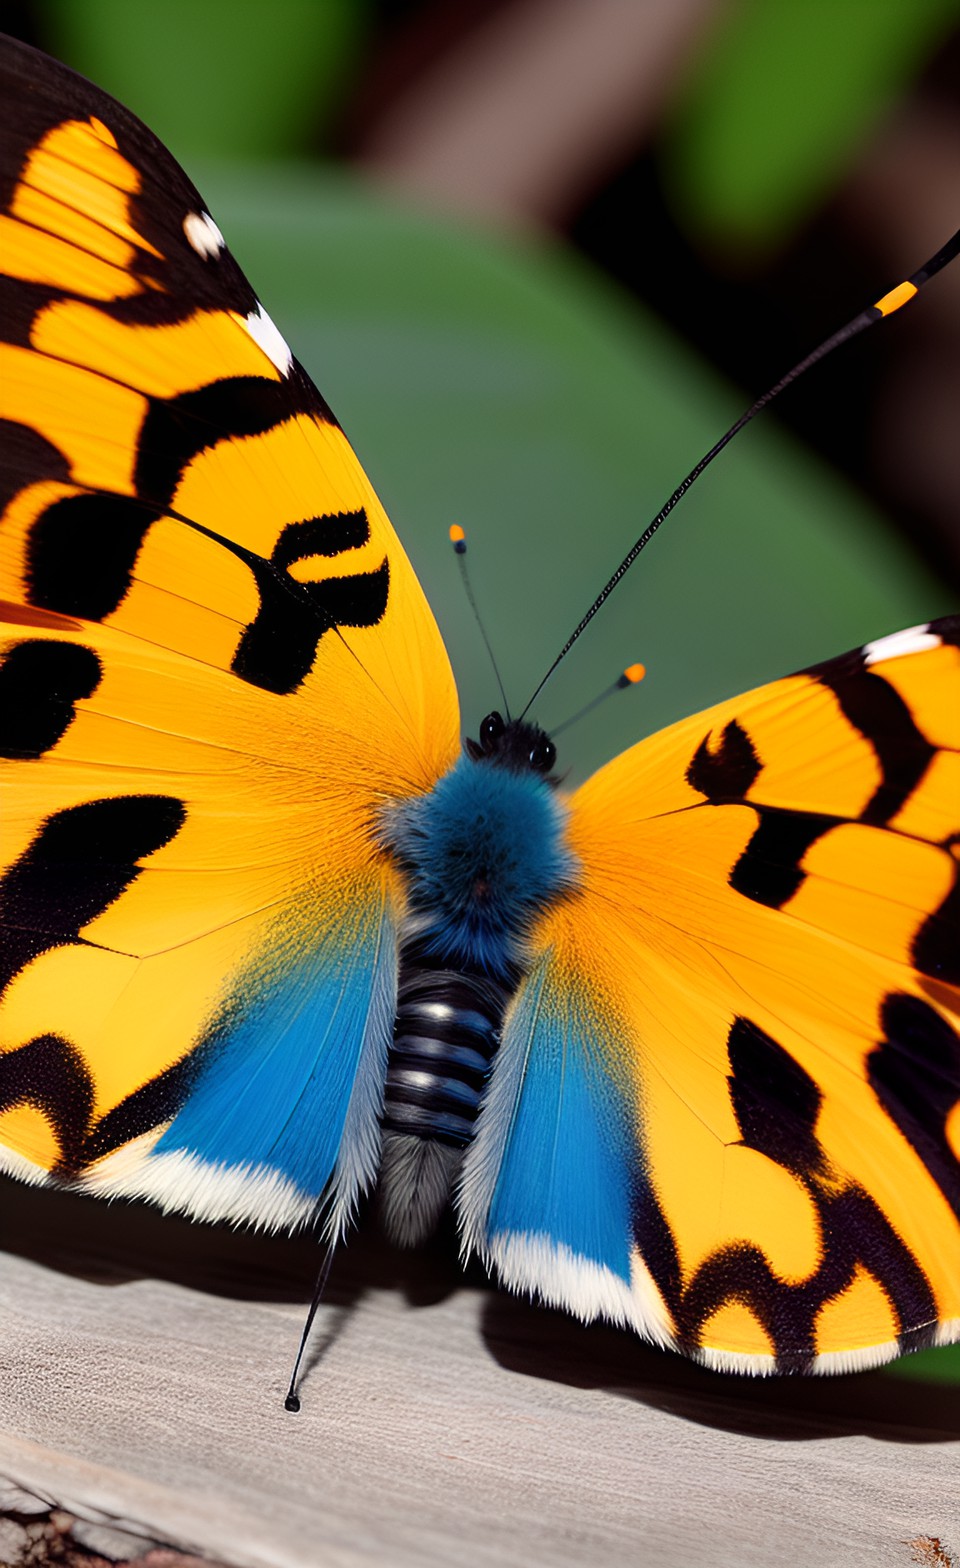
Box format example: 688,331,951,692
0,1178,957,1568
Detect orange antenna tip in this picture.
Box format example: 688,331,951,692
873,280,918,318
551,661,647,736
449,524,466,554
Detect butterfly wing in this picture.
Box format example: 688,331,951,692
0,37,460,1232
460,620,960,1370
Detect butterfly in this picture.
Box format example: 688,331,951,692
0,32,957,1382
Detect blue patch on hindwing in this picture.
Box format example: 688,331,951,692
155,907,387,1201
481,967,635,1279
384,754,576,980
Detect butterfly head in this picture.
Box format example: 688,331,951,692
464,711,557,779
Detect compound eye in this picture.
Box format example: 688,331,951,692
529,737,556,773
480,711,505,750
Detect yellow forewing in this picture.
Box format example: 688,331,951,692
0,36,458,1209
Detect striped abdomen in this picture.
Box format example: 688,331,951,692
378,960,510,1245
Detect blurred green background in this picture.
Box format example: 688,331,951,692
8,0,959,1383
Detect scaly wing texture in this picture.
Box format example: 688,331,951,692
0,37,460,1232
461,621,960,1371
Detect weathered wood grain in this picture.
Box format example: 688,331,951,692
0,1179,957,1568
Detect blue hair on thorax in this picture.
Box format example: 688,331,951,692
383,754,577,980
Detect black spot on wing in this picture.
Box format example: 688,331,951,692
870,993,960,1218
0,275,38,350
675,1013,940,1367
0,417,71,509
729,807,835,909
828,1189,939,1360
232,559,389,695
912,867,960,988
307,560,391,631
25,493,159,620
680,1241,819,1368
680,1185,937,1369
272,510,369,567
230,511,389,695
0,1032,93,1172
685,718,834,912
686,719,761,800
0,639,101,757
726,1017,824,1174
0,795,186,993
817,665,934,825
135,376,334,511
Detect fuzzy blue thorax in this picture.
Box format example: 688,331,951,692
384,752,577,980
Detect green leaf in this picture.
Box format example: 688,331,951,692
664,0,959,251
885,1343,960,1385
44,0,367,159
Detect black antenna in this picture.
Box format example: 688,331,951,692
521,224,960,720
449,525,511,718
551,662,646,738
284,1234,338,1412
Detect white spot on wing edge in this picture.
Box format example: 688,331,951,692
480,1230,676,1348
183,209,224,259
0,1138,319,1236
0,1145,54,1187
810,1338,904,1376
239,301,294,376
863,624,940,666
694,1344,778,1376
81,1145,319,1233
